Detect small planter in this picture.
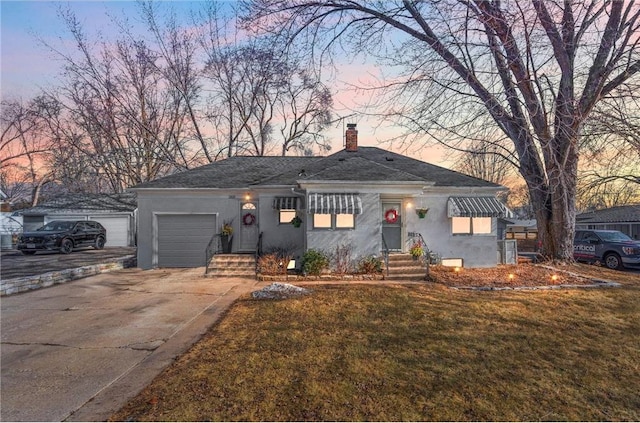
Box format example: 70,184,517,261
220,234,233,253
291,216,302,228
416,208,429,219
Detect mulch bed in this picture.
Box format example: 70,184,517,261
428,264,599,288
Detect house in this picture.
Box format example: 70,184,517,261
15,193,137,247
0,190,22,249
576,205,640,240
131,125,511,270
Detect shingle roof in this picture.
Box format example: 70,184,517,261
131,147,502,190
262,154,426,184
576,205,640,223
17,193,137,215
300,148,501,187
132,156,317,189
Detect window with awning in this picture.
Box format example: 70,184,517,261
308,193,363,215
447,197,509,218
273,197,298,210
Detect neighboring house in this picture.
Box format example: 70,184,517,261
576,205,640,240
131,124,512,269
0,190,23,249
15,193,137,247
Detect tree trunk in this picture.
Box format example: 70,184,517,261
528,132,579,261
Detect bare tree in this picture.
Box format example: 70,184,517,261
246,0,640,261
41,7,195,192
138,1,214,165
198,4,332,157
452,140,515,186
1,98,48,164
0,97,57,206
574,92,640,209
0,166,33,209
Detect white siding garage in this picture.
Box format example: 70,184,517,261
156,214,217,267
44,215,131,247
89,216,130,247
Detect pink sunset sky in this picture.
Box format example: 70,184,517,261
0,1,450,166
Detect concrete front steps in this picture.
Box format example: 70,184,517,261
206,254,256,278
385,253,427,281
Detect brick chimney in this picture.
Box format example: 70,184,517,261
345,123,358,152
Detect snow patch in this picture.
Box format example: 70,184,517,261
252,283,312,300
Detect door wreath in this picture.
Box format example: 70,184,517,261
242,212,256,226
384,209,399,224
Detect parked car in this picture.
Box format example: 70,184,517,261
573,229,640,270
16,220,107,255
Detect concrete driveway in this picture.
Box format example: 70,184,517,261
1,267,265,422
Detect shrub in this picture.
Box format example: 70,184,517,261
258,253,292,276
264,244,297,259
302,249,329,276
330,243,354,274
357,255,383,274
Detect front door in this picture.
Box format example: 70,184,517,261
239,202,259,251
382,202,402,251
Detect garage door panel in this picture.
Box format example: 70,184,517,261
157,214,216,268
89,216,129,247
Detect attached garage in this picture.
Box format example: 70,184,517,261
156,214,217,267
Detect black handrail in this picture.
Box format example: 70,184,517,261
204,233,222,275
381,232,390,277
407,231,433,280
255,232,263,274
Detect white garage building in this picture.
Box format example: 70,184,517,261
17,193,137,247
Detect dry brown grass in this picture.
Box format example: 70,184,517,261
112,265,640,422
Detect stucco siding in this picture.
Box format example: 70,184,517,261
136,191,239,269
406,194,498,268
306,193,381,261
257,194,305,262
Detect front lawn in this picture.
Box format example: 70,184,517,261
112,265,640,421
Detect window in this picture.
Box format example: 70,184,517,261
452,217,471,234
473,217,492,234
336,214,355,229
279,209,296,224
452,217,493,235
313,214,332,229
312,213,355,229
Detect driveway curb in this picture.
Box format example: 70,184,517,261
1,255,137,296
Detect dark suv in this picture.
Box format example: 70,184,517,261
574,229,640,270
17,220,107,255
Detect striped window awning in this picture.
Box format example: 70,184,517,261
308,193,363,215
448,197,510,218
273,197,298,210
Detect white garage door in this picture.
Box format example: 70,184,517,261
89,216,130,247
157,214,217,267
